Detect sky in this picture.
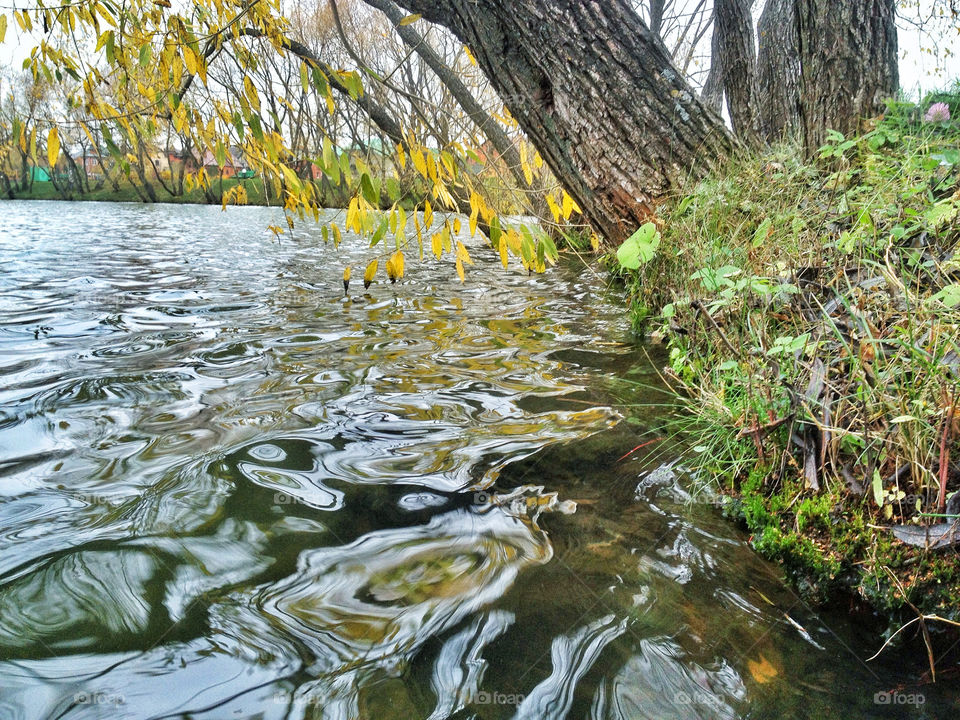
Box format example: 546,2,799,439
2,2,959,105
897,6,960,98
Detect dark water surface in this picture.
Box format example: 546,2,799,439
0,201,950,718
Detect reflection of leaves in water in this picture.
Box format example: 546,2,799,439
250,507,552,712
748,655,779,684
362,552,485,605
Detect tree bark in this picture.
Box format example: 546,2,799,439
796,0,898,151
390,0,736,244
755,0,801,143
713,0,756,141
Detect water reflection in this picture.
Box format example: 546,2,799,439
0,201,952,719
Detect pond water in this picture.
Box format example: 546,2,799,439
0,201,950,719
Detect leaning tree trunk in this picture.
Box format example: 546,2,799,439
797,0,898,152
391,0,735,245
714,0,757,141
755,0,801,143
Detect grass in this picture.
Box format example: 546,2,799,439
622,102,960,642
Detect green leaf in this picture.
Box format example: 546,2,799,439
872,469,884,507
248,114,264,143
360,173,378,206
675,195,694,216
540,232,558,263
616,222,660,270
931,284,960,308
753,218,772,248
370,218,388,247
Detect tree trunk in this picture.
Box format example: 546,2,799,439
648,0,666,37
391,0,735,244
755,0,801,143
796,0,898,151
714,0,756,141
700,29,724,116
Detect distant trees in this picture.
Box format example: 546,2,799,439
1,0,902,253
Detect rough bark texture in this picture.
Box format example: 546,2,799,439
755,0,801,143
391,0,735,244
797,0,898,152
714,0,756,140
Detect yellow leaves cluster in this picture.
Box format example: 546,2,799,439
2,0,570,292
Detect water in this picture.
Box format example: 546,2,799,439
0,200,951,719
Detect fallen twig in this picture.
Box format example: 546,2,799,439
617,437,664,462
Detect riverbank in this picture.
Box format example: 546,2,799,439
4,177,274,205
623,104,960,643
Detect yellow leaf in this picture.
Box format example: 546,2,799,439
332,224,342,247
431,232,443,259
363,259,378,288
423,198,433,228
455,257,465,282
747,656,778,684
520,142,533,186
412,148,427,178
464,45,477,66
183,46,197,76
325,91,335,116
456,241,473,265
562,191,574,220
243,76,260,112
546,194,562,224
498,236,509,269
46,128,60,168
0,14,7,43
388,250,405,281
398,13,421,25
452,218,461,235
343,266,352,281
396,143,406,170
533,151,543,169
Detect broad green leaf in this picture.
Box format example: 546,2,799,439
360,173,378,206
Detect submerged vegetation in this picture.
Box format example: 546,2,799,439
622,96,960,640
